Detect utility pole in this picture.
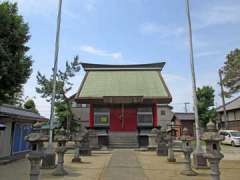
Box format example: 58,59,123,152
185,0,207,168
184,102,190,113
218,69,228,129
43,0,63,169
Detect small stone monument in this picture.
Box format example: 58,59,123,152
180,127,197,176
148,128,159,150
79,127,92,156
71,125,86,163
201,120,224,180
166,128,176,162
52,128,69,176
25,126,48,180
156,128,168,156
88,129,99,149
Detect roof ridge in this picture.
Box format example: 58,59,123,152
216,96,240,110
174,112,194,114
81,62,165,71
0,104,38,114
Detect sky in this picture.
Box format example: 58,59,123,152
4,0,240,117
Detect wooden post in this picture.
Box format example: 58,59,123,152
89,104,94,128
153,103,158,128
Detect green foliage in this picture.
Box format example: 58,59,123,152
197,86,217,127
24,99,39,114
222,48,240,97
0,2,32,104
36,56,81,130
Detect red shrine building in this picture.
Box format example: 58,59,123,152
72,62,173,148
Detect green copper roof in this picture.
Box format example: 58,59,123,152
78,71,169,98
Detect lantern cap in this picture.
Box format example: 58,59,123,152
206,120,216,132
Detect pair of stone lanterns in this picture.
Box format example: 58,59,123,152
179,121,224,180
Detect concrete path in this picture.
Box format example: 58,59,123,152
101,149,147,180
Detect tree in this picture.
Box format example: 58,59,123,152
36,56,80,130
24,99,39,114
222,48,240,97
0,2,32,104
196,86,217,127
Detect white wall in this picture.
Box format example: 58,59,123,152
157,106,174,129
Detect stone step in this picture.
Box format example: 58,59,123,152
109,132,138,148
109,144,138,148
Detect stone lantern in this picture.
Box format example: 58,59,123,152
201,120,224,180
166,127,176,162
52,128,69,176
180,127,197,176
156,128,168,156
25,126,49,180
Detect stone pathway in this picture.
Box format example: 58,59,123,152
100,149,147,180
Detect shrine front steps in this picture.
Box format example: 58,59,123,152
109,132,138,149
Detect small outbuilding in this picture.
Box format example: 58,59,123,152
0,104,48,163
217,96,240,130
173,112,195,138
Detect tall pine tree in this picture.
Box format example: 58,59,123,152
0,2,32,104
222,48,240,97
36,56,81,130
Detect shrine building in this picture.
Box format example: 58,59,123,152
72,62,174,148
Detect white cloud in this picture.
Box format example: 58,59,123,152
7,0,56,16
140,22,185,38
194,4,240,29
195,50,221,58
162,73,187,82
80,45,123,60
84,0,97,12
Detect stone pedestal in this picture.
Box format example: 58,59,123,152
27,151,43,180
208,157,223,180
41,147,56,169
193,151,208,169
181,151,197,176
52,146,68,176
167,147,176,162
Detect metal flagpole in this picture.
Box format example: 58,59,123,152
49,0,63,147
42,0,63,169
185,0,207,168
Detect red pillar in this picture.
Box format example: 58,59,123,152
152,103,158,128
89,104,94,128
